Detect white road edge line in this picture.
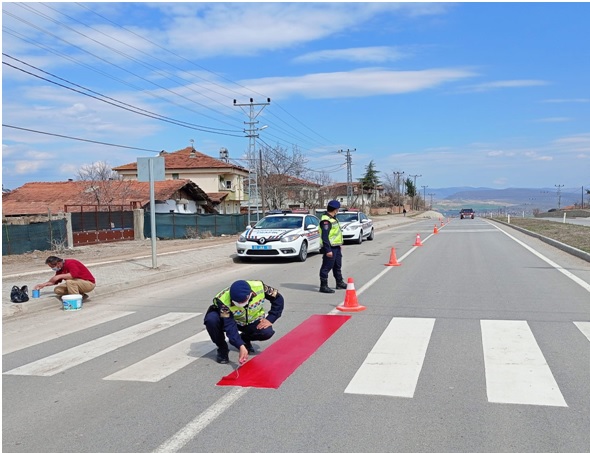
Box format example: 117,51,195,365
488,221,590,293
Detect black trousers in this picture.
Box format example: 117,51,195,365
319,246,343,281
204,310,275,351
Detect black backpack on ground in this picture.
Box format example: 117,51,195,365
10,285,29,303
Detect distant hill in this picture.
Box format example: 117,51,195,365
430,187,585,215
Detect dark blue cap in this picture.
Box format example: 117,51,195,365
229,280,251,303
327,200,341,210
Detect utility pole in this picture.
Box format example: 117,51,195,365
338,148,356,207
393,171,404,213
409,174,421,211
428,193,436,210
422,185,428,210
233,98,270,224
555,184,564,209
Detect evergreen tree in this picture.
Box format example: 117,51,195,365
405,177,416,198
358,160,380,192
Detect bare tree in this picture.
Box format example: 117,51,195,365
76,161,131,206
381,173,397,205
307,171,334,209
259,144,308,209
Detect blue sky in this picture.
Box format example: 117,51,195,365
2,2,589,194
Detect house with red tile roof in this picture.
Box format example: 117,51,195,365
113,146,249,214
263,174,322,210
320,182,385,210
2,179,216,217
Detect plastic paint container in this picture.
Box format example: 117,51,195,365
62,294,83,311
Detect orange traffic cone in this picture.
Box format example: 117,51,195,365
413,234,423,246
385,247,401,266
433,225,439,234
336,278,366,312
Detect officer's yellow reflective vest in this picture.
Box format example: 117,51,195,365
214,280,266,326
320,214,343,247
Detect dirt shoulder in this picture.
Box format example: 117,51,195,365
2,234,239,276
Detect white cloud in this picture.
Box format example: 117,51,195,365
487,150,515,157
14,160,45,174
524,151,553,161
459,79,549,93
240,67,476,100
59,163,80,176
551,133,590,154
150,3,452,57
541,98,590,103
293,46,409,64
533,117,571,123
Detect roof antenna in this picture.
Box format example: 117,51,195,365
189,139,196,157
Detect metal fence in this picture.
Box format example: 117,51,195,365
2,219,67,256
144,212,247,239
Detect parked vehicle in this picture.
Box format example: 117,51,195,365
460,208,475,219
335,209,375,244
236,212,321,262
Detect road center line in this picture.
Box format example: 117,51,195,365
151,388,248,453
157,228,433,448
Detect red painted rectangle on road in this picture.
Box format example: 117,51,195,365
217,314,351,389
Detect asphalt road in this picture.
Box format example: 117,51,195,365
3,218,590,453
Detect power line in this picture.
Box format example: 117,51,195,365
3,3,344,178
3,60,245,138
70,2,336,150
2,124,163,153
3,9,242,128
2,54,244,136
26,2,241,114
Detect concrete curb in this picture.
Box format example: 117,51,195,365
3,254,236,320
489,219,590,263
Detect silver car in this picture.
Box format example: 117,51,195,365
336,210,375,244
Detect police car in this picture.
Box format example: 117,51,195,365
335,209,375,244
236,211,321,262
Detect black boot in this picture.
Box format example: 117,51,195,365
335,280,347,289
216,348,229,364
319,279,335,294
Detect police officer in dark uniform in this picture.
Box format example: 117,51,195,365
318,200,347,294
204,280,284,364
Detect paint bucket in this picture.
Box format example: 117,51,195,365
62,294,82,311
32,289,40,298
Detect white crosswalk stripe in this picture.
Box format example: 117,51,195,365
4,313,589,405
103,330,213,382
574,321,590,342
3,312,199,377
2,310,135,355
481,320,567,407
345,317,436,398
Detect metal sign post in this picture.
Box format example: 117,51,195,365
137,157,165,269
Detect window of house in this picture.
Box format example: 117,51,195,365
225,180,232,189
172,173,179,179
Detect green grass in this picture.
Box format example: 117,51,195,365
496,218,590,254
